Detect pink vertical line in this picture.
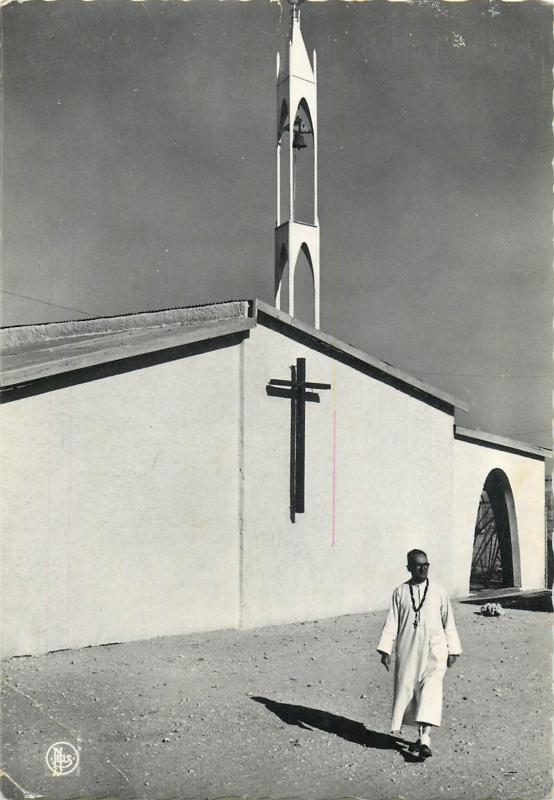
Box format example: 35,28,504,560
332,409,337,546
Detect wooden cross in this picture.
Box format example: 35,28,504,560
266,357,331,520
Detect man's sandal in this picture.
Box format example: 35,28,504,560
418,744,432,759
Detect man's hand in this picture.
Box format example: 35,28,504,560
379,651,391,672
447,654,458,668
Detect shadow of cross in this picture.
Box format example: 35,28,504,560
266,357,331,522
250,696,422,763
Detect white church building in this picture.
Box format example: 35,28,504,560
0,5,548,658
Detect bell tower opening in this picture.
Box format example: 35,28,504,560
292,100,315,225
293,244,315,327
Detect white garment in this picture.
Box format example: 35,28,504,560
377,580,462,732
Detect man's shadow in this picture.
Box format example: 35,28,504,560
250,696,422,763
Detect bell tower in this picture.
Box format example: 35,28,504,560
275,0,320,330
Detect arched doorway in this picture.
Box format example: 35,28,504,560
470,468,521,591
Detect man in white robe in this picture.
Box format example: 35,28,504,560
377,549,462,759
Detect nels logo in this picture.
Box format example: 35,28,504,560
45,742,80,777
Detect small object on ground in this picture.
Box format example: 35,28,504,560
480,602,506,617
418,743,433,759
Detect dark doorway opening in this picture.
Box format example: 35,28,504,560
470,469,519,591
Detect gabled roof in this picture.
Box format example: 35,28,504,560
2,298,468,413
254,300,468,412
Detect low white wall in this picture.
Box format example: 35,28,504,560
240,325,457,627
453,439,546,596
1,346,241,658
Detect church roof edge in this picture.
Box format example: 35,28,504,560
0,300,253,388
1,298,477,416
454,426,549,461
254,300,469,413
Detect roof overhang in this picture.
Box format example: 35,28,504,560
1,301,254,389
454,425,550,461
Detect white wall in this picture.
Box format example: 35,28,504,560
453,439,546,596
240,325,456,628
6,320,543,659
1,346,241,657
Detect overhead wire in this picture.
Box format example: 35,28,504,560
1,289,94,318
411,371,549,379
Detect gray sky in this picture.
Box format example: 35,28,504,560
2,0,552,451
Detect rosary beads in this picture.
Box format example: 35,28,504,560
409,578,429,628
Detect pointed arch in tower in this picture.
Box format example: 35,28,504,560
292,242,316,327
292,98,315,225
275,223,320,328
297,97,313,130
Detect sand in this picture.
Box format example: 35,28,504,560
1,601,551,800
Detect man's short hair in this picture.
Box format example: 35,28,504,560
407,548,427,565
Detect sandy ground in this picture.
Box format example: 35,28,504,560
1,602,551,800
